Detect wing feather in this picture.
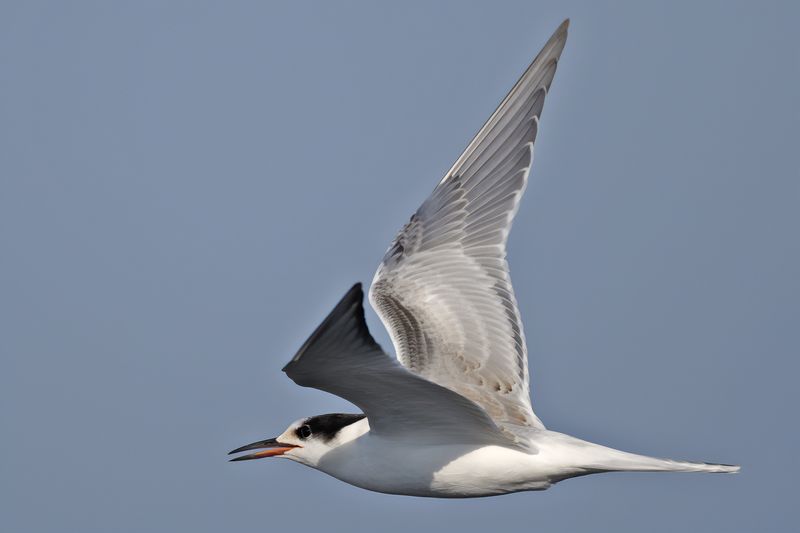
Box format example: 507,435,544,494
369,20,569,437
283,284,514,446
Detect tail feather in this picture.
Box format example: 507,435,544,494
586,446,740,474
614,457,740,474
543,433,739,481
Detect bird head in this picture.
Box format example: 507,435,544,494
229,413,367,466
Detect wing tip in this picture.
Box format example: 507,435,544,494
542,19,570,58
281,282,366,374
554,18,570,38
347,282,364,300
547,18,570,51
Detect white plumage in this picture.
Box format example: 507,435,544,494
230,19,739,497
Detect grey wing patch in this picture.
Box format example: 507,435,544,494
283,284,517,447
370,173,542,433
369,21,570,436
369,278,434,374
375,174,528,386
383,175,466,267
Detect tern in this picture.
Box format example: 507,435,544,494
229,19,739,498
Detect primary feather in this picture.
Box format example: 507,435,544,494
369,20,569,437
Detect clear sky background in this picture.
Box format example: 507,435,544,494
2,1,798,531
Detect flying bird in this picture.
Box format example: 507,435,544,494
229,19,739,498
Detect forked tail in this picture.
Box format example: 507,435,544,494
600,454,740,474
582,443,740,474
551,433,740,476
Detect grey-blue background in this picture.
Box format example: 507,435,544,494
2,1,797,531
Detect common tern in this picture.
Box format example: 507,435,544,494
230,19,739,498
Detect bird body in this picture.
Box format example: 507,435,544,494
315,419,554,497
244,415,736,498
229,19,739,497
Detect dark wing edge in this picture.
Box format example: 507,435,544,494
282,283,378,373
282,284,517,446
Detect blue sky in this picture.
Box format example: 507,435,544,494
2,1,798,531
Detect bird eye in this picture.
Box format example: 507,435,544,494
297,425,312,439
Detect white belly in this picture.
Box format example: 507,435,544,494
294,423,729,497
314,434,555,498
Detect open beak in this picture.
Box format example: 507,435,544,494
228,437,298,462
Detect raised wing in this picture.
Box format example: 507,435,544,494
283,284,514,447
369,20,569,434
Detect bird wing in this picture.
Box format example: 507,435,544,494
369,20,569,435
283,284,515,447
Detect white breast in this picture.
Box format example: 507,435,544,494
313,422,554,497
429,445,553,496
